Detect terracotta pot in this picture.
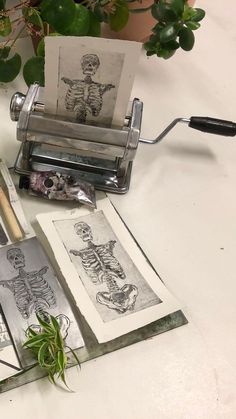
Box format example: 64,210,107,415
102,0,196,43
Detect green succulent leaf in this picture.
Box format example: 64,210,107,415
151,1,177,23
109,0,129,31
63,3,90,36
169,0,184,18
163,39,179,50
0,16,11,36
87,11,101,36
157,48,176,59
179,27,195,51
191,8,205,22
23,56,45,86
160,23,179,43
0,52,21,82
185,21,200,30
40,0,76,33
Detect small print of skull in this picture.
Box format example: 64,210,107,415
75,222,93,242
7,248,25,270
81,54,100,76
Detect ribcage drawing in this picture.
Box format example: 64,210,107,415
73,241,125,284
0,267,56,319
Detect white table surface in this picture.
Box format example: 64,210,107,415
1,0,236,417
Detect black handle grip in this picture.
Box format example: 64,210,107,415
189,117,236,137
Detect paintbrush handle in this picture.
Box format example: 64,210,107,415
0,186,23,241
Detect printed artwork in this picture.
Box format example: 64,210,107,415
37,198,181,343
58,47,123,126
54,211,161,322
0,237,84,368
62,53,116,124
45,36,142,127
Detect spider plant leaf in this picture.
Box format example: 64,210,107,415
36,313,53,332
38,341,49,366
66,346,81,368
57,350,66,373
50,315,60,332
26,327,37,337
23,333,52,348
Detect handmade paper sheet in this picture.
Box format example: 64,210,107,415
45,36,141,127
37,198,181,343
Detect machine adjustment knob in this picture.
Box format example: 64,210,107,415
10,92,26,121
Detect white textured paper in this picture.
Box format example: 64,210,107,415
36,198,181,343
45,36,141,127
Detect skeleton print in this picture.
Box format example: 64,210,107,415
0,248,56,319
62,54,115,124
70,222,138,313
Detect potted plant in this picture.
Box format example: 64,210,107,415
0,0,205,85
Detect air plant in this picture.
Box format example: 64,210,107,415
23,313,80,389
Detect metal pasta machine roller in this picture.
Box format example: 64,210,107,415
10,83,236,194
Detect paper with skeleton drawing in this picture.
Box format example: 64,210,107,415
36,198,181,343
0,237,84,369
45,36,141,127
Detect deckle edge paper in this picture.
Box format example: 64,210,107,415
36,197,182,344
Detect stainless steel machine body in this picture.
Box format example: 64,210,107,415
10,84,143,194
10,84,236,193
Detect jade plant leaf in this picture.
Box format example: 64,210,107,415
40,0,76,34
160,23,179,43
63,4,90,36
179,27,195,51
23,56,45,86
109,0,129,32
170,0,184,18
191,8,205,22
152,1,177,23
0,51,21,82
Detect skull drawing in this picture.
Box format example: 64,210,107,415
7,248,25,270
81,54,100,76
74,222,93,242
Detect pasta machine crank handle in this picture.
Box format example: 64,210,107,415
140,116,236,145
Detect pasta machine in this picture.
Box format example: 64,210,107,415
10,83,236,193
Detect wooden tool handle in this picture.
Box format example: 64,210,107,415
0,186,23,241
